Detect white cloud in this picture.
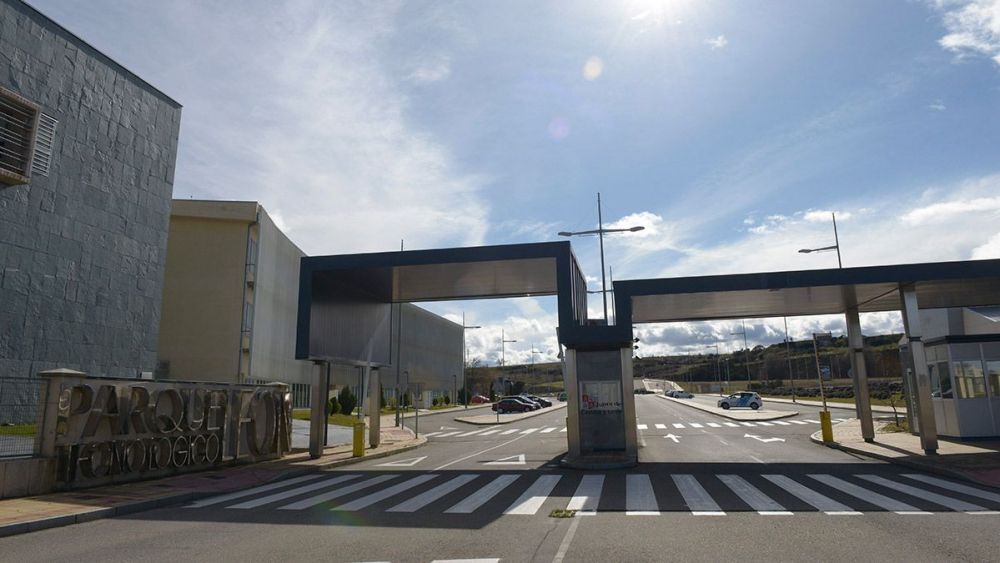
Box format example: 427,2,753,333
928,99,947,111
932,0,1000,67
408,55,452,83
803,210,852,223
705,34,728,50
972,232,1000,258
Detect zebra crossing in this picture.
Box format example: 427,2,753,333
422,417,845,441
187,471,1000,517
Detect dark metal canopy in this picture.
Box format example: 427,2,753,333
614,259,1000,324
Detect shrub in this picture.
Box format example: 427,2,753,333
328,395,340,415
444,395,451,405
338,386,357,415
432,396,440,407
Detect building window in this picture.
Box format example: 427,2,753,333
929,361,952,398
987,361,1000,399
953,360,987,399
0,87,41,186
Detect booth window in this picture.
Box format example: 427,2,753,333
986,360,1000,399
953,360,987,399
929,361,952,399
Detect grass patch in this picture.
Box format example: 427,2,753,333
763,395,901,408
429,404,454,410
0,423,36,437
549,509,576,518
291,409,364,427
881,419,910,433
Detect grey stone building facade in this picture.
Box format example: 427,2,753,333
0,0,182,382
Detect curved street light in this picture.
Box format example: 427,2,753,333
798,212,842,268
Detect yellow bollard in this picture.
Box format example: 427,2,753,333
819,410,834,443
352,422,365,457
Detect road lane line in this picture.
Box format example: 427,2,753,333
541,427,558,433
637,424,648,430
626,474,660,515
333,474,438,511
901,474,1000,503
773,421,792,426
455,429,491,437
857,475,988,512
478,428,504,436
434,434,528,471
566,474,604,515
806,419,820,423
560,427,567,432
689,423,704,428
187,474,326,508
505,475,562,515
718,475,791,515
762,474,860,515
672,423,685,429
423,432,443,437
520,428,540,435
230,474,361,509
672,474,724,516
500,428,520,435
279,475,398,510
388,474,479,512
706,423,721,428
808,474,930,514
437,431,462,437
724,422,739,428
445,474,520,514
655,423,667,429
739,422,755,427
756,421,773,426
790,420,808,425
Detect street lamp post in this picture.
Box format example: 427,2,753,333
798,212,843,268
784,316,796,403
730,320,752,386
812,332,832,411
501,328,517,367
558,193,644,322
706,344,721,396
462,312,481,409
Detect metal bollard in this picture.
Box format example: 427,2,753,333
353,422,365,457
819,410,834,443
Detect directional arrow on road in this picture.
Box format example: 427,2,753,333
663,434,681,443
744,433,785,443
376,456,428,467
485,454,526,465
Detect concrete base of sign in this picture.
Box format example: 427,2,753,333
560,452,638,470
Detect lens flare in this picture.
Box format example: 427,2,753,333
548,117,570,140
583,56,604,80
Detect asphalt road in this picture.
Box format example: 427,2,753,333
3,396,999,562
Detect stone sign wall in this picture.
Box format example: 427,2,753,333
35,370,291,489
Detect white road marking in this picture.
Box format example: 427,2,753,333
756,421,773,426
229,474,361,509
567,474,604,515
333,474,438,511
626,474,660,515
664,434,681,443
672,423,685,429
187,474,326,508
673,474,724,516
739,422,755,427
762,474,860,515
437,431,462,437
637,424,648,430
279,474,398,510
706,423,722,428
655,424,667,429
773,421,792,426
388,474,479,512
808,474,930,514
432,559,500,563
485,454,526,465
806,419,820,424
790,420,808,425
541,427,558,433
500,428,520,435
520,428,540,435
689,423,704,428
423,432,444,437
560,427,567,432
902,474,1000,503
377,456,427,467
434,435,528,471
718,475,791,515
445,474,520,514
724,422,740,428
505,475,562,515
456,429,490,437
858,475,988,512
478,428,504,436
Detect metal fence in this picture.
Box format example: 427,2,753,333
0,377,42,458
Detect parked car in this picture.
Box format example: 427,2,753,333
492,398,533,413
670,390,694,399
470,395,490,404
525,394,551,408
505,396,540,409
718,392,762,410
557,392,567,401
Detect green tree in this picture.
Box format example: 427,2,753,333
511,381,526,395
444,394,451,405
327,394,340,415
338,386,357,416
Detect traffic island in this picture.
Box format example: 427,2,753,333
455,403,567,425
656,394,799,421
811,419,1000,490
0,426,425,539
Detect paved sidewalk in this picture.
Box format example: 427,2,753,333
455,403,567,425
377,402,492,428
813,419,1000,489
658,395,798,421
0,426,424,538
762,395,905,415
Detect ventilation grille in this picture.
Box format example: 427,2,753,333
30,113,57,177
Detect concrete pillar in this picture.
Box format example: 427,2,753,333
564,349,581,459
899,285,938,454
368,367,380,448
842,286,875,442
36,368,86,458
309,361,326,459
620,348,638,460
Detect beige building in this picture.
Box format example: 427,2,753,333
157,200,312,398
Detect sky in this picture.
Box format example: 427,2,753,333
33,0,1000,365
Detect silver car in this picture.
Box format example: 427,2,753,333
718,392,762,410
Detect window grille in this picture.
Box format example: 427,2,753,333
0,87,40,186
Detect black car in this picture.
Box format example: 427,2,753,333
501,395,539,409
525,395,552,408
492,398,533,413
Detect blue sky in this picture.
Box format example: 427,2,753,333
34,0,1000,364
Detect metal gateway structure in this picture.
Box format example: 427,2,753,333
296,241,1000,465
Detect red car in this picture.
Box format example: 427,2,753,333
470,395,490,404
492,398,532,413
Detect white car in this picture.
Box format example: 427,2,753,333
718,392,762,410
667,390,694,398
